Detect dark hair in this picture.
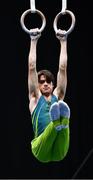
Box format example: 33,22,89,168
38,70,55,84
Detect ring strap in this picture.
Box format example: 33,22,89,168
30,0,36,12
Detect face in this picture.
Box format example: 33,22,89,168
38,75,54,96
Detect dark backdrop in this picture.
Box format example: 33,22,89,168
0,0,93,179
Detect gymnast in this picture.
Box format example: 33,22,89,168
28,28,70,162
20,0,75,162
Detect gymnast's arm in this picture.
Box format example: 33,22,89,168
53,30,68,100
28,29,41,112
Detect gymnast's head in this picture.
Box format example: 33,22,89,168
38,70,55,96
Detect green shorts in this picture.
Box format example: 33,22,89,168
31,120,70,163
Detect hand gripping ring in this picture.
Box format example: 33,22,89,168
53,10,76,36
20,9,46,35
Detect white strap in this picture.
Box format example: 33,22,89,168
30,0,36,12
62,0,67,12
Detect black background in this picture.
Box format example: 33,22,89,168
0,0,93,179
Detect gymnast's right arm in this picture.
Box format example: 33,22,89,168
28,29,41,102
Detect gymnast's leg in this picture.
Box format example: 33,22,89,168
31,103,61,162
31,122,58,162
50,100,70,161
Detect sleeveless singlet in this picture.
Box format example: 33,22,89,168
32,95,58,137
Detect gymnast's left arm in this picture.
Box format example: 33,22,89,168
53,30,68,100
